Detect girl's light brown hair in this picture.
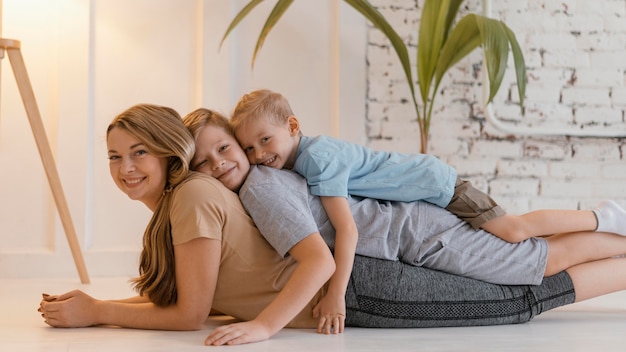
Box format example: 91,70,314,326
107,103,195,306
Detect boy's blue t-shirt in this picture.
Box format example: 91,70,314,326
293,135,456,208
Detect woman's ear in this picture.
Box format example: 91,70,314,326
287,115,301,136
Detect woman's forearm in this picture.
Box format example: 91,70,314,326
42,239,219,331
110,295,150,304
95,300,206,330
41,290,208,330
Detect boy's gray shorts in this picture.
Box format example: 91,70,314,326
404,201,548,285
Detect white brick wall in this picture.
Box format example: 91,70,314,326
367,0,626,214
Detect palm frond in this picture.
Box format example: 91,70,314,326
434,14,482,83
503,24,527,106
219,0,528,152
344,0,419,113
252,0,295,67
220,0,265,49
476,16,510,104
417,0,463,104
442,0,465,41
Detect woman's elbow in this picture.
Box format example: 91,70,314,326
176,315,207,330
173,308,210,330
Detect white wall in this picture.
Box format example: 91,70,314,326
366,0,626,214
6,0,624,281
0,0,365,279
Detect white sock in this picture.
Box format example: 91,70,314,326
594,200,626,236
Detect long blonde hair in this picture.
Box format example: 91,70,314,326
107,104,195,306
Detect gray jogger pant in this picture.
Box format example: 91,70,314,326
346,255,575,328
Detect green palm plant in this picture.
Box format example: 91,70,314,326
222,0,526,153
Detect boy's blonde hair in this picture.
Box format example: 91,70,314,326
183,107,233,139
230,89,294,130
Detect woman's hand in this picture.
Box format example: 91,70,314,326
39,290,99,328
312,292,346,334
204,320,272,346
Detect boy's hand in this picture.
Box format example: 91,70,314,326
312,293,346,334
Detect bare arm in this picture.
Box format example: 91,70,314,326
204,233,336,346
110,296,151,304
42,294,151,304
40,237,220,330
313,196,358,334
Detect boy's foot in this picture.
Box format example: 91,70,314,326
594,200,626,236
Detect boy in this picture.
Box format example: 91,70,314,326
230,88,626,327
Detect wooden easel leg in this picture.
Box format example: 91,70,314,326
4,42,90,284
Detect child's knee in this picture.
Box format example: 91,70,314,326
498,229,528,243
482,217,529,243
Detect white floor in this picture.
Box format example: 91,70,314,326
2,277,626,351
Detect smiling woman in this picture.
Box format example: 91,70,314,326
105,104,198,307
107,129,169,210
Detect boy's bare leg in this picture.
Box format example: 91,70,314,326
481,210,597,243
482,200,626,243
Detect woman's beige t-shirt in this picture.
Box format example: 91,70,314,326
169,172,322,328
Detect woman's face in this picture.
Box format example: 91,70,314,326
107,127,168,211
192,125,250,192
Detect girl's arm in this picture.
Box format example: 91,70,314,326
204,232,335,346
40,237,220,330
314,196,358,334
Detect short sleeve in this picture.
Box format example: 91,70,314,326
170,175,227,245
295,142,350,198
240,167,320,257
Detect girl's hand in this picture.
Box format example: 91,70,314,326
312,292,346,334
204,320,272,346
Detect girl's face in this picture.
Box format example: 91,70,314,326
107,127,168,211
234,115,300,170
192,125,250,192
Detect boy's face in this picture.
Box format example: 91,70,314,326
235,115,300,170
192,124,250,192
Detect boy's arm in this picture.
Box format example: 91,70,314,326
204,233,336,346
316,195,358,334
